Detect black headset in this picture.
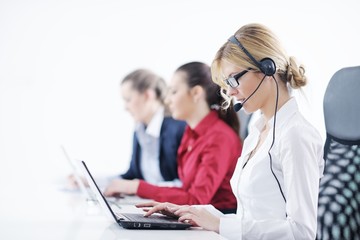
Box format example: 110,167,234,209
228,35,276,76
228,35,287,206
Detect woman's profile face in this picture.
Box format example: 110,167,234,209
221,60,269,113
166,71,194,121
120,81,147,122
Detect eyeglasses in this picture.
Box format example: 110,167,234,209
225,69,249,88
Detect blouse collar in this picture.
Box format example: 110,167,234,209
253,97,298,134
185,110,219,138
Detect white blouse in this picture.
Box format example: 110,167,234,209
207,98,324,239
136,107,164,184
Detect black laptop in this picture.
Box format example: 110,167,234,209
80,160,191,230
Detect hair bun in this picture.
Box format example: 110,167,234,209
287,56,307,89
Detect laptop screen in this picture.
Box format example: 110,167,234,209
79,160,192,230
80,160,120,222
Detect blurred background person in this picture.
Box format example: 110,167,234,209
117,69,186,186
69,69,186,189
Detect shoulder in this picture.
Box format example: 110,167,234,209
277,112,324,174
163,116,186,126
206,118,241,145
161,117,186,134
281,112,322,142
162,117,186,128
277,112,323,160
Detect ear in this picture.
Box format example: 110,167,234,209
144,88,157,101
190,85,205,103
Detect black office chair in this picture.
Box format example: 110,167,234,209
317,66,360,240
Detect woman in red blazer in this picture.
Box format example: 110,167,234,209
105,62,242,213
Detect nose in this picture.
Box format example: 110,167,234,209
226,86,238,96
164,94,170,105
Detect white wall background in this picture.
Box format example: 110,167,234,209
0,0,359,196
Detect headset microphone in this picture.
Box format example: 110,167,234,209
233,102,242,112
233,95,250,112
233,75,266,112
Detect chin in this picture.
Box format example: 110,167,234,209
243,106,256,115
172,112,184,121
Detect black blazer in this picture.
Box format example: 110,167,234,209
121,117,186,181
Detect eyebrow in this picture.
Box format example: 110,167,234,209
228,68,254,78
227,69,246,78
223,72,237,80
227,72,237,78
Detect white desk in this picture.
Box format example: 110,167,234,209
0,184,227,240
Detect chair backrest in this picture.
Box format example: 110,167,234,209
317,66,360,240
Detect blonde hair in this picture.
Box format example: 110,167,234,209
121,69,167,104
211,23,307,108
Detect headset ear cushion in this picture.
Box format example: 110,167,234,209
260,58,276,76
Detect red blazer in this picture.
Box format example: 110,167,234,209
137,111,242,212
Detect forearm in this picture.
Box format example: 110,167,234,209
137,180,204,205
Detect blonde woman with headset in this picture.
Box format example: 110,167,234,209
137,23,324,240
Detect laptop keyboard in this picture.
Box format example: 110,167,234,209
119,213,179,223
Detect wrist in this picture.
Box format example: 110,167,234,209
132,179,140,194
214,217,220,233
